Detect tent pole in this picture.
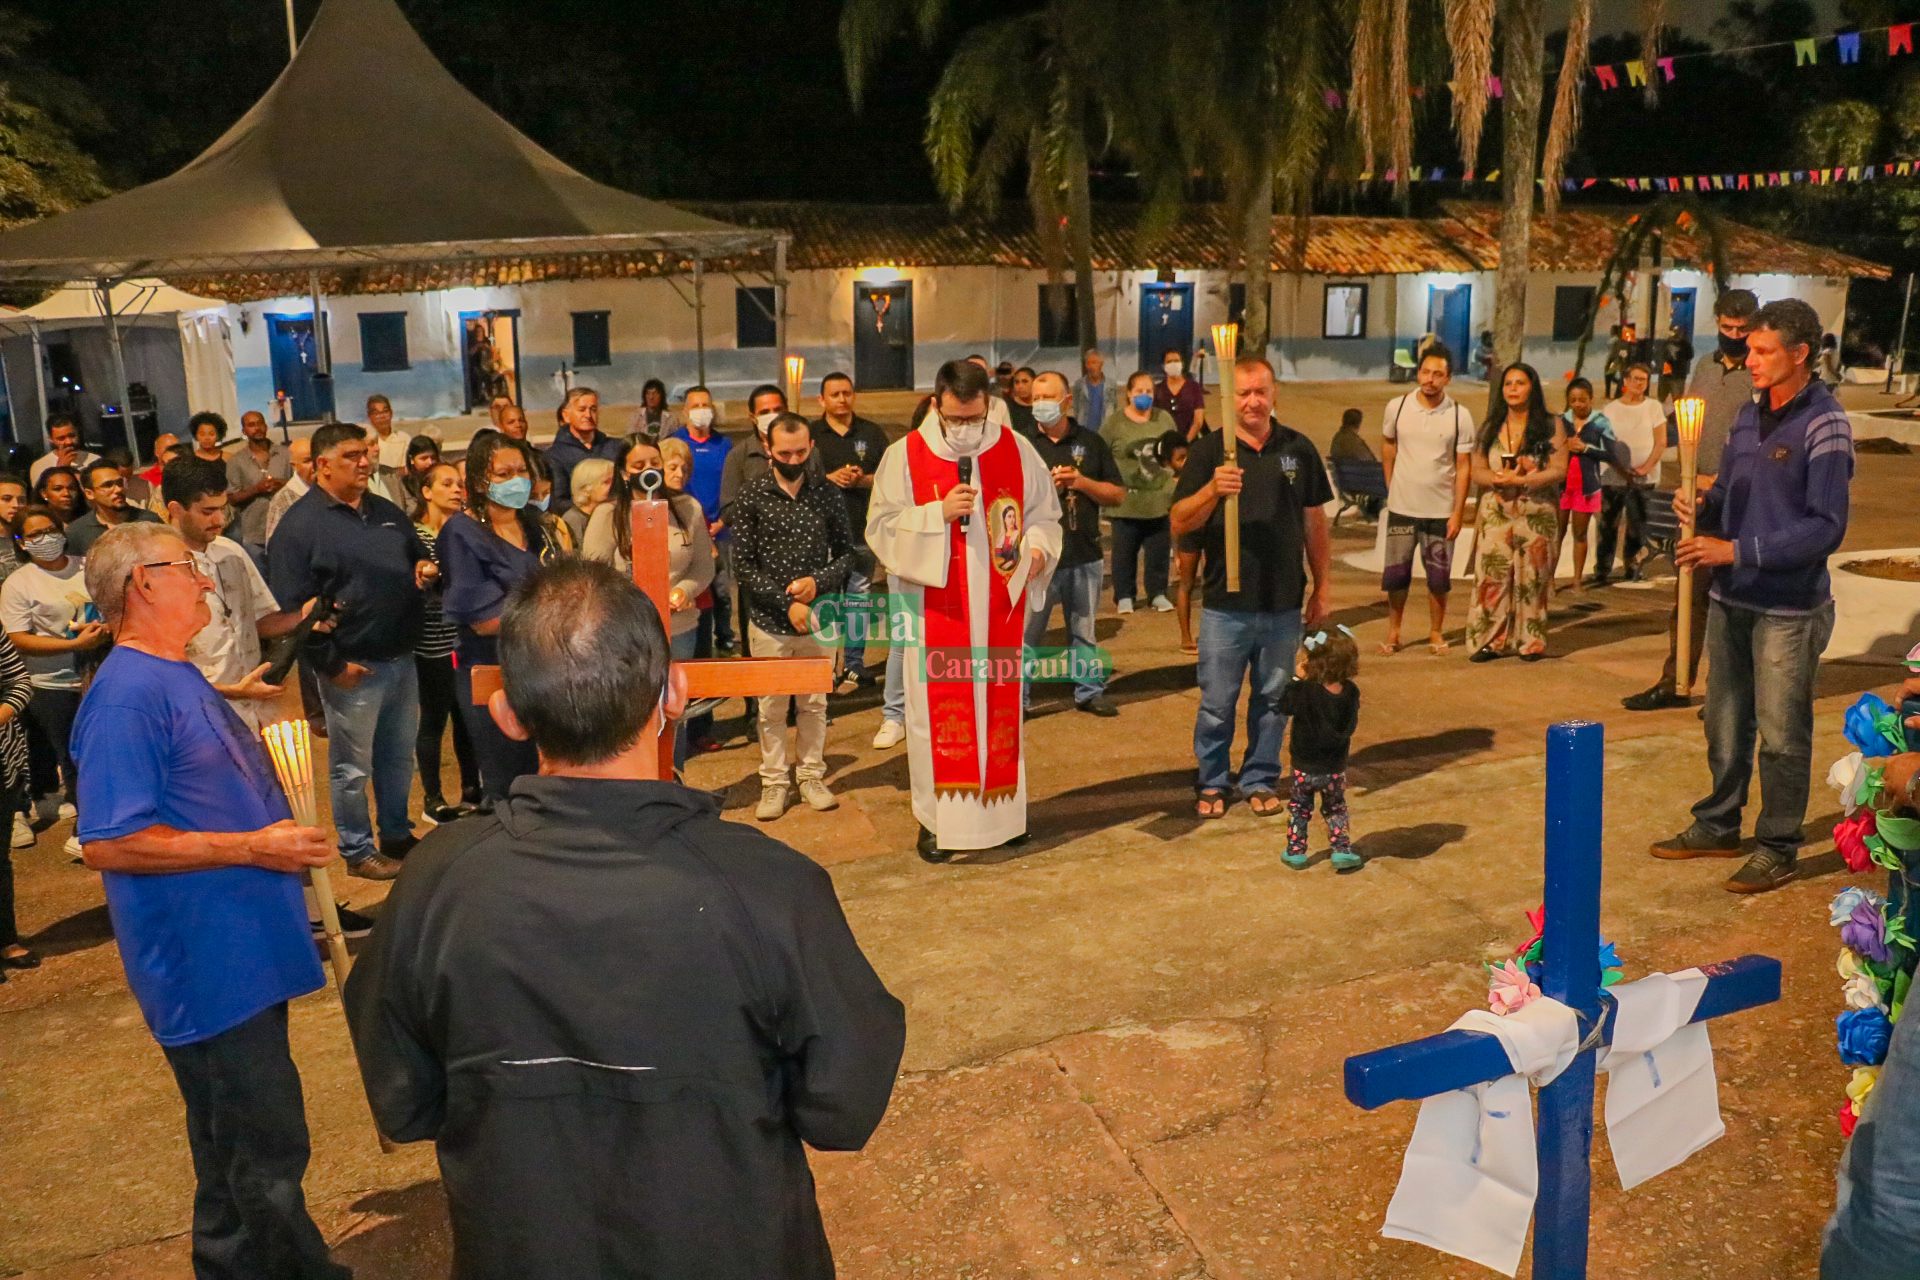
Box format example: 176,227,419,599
308,269,335,423
774,234,790,391
97,279,141,461
284,0,299,60
693,256,707,387
28,319,49,449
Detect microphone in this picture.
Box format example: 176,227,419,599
956,456,972,529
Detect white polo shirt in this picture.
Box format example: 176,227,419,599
1381,392,1476,520
185,535,279,732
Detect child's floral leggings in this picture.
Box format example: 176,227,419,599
1286,770,1351,859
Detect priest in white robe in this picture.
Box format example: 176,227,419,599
867,359,1063,861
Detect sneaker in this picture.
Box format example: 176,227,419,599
1116,599,1135,615
1076,695,1120,718
347,853,406,882
798,779,838,812
756,784,790,821
872,719,906,750
1151,595,1175,612
422,801,474,825
11,814,32,849
311,904,376,941
1622,685,1689,712
1331,848,1364,872
1281,849,1309,870
63,835,82,862
1648,828,1742,860
834,673,862,695
1726,849,1797,894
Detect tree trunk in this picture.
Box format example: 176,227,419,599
1494,0,1543,370
1066,128,1099,352
1238,146,1275,356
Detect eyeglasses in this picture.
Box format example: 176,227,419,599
122,558,203,591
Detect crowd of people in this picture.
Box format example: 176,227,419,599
0,286,1898,1276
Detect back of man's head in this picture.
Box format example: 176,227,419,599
500,560,670,767
162,457,230,510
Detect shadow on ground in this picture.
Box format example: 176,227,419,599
1348,726,1496,792
330,1182,451,1279
25,905,114,959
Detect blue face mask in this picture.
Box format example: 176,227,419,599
1131,392,1155,412
531,494,550,512
487,475,532,509
1032,399,1062,426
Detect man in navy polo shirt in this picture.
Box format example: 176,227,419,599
73,520,348,1280
1652,298,1854,893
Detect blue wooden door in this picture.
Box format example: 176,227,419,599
1426,285,1472,367
267,314,333,421
1668,288,1696,340
853,281,914,389
1139,283,1195,369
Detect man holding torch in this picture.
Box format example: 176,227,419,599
69,520,349,1280
1651,298,1854,894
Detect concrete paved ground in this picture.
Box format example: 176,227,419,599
2,389,1915,1279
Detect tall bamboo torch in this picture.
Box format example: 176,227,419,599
1673,396,1705,695
1211,322,1241,592
785,354,806,416
262,718,395,1154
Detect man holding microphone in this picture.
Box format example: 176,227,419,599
71,520,349,1280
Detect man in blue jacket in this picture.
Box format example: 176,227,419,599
1650,298,1853,893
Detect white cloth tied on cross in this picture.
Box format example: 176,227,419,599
1598,967,1723,1190
1382,997,1581,1277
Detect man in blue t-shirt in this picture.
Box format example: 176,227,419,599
669,383,737,653
1653,299,1854,894
72,520,349,1280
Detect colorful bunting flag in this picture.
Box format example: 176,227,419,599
1839,32,1861,64
1595,64,1620,90
1894,24,1915,56
1323,88,1343,108
1795,38,1818,66
1626,60,1647,87
1486,75,1503,98
1657,56,1676,82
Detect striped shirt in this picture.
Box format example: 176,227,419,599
413,525,458,661
0,634,31,793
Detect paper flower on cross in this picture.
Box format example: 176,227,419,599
1839,946,1865,981
1833,888,1879,928
1835,811,1879,873
1839,1099,1861,1138
1845,694,1909,758
1848,1065,1883,1109
1844,971,1889,1011
1829,752,1874,815
1838,1007,1895,1066
1488,960,1541,1015
1844,903,1894,965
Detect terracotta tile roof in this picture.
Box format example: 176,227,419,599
170,201,1886,301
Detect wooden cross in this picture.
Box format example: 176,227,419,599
1343,721,1782,1279
469,496,835,779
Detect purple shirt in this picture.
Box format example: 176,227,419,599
1155,376,1206,436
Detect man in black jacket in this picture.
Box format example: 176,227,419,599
344,559,904,1280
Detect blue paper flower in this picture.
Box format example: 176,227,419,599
1846,694,1906,758
1839,1007,1894,1066
1833,887,1883,927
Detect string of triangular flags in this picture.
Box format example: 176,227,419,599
1350,161,1920,192
1320,23,1918,111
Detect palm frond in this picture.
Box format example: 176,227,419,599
1540,0,1591,217
1389,0,1412,198
1444,0,1496,172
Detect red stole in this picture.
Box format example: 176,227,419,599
906,427,1026,804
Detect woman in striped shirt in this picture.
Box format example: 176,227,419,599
411,461,482,822
0,632,36,976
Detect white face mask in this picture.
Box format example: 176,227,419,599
942,417,989,456
686,406,714,430
1164,360,1183,378
755,412,778,437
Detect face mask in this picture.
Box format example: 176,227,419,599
943,417,988,456
1031,399,1063,426
687,406,715,430
487,476,532,509
1164,360,1183,378
530,494,550,513
772,458,809,481
755,412,778,437
1131,392,1155,412
1718,333,1749,360
21,532,64,562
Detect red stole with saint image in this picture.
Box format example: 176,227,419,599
906,427,1025,803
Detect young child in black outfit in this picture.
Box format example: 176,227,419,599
1280,626,1361,870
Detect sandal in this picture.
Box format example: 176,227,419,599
1194,790,1228,820
1247,791,1285,818
1377,639,1402,656
1428,637,1453,656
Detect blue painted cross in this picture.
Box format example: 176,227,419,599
1344,720,1782,1279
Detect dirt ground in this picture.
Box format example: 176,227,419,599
2,381,1917,1279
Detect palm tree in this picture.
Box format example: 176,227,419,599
1571,197,1731,377
841,0,1116,351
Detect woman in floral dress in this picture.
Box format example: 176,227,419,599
1467,363,1569,662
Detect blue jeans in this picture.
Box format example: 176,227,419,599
843,552,875,679
455,663,540,804
670,627,697,774
1194,606,1303,795
314,655,419,862
1824,993,1920,1278
1024,559,1105,706
1688,598,1834,857
882,639,906,726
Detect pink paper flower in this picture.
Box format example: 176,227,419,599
1489,960,1541,1016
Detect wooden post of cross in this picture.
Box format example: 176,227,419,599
469,489,833,778
1342,721,1783,1280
